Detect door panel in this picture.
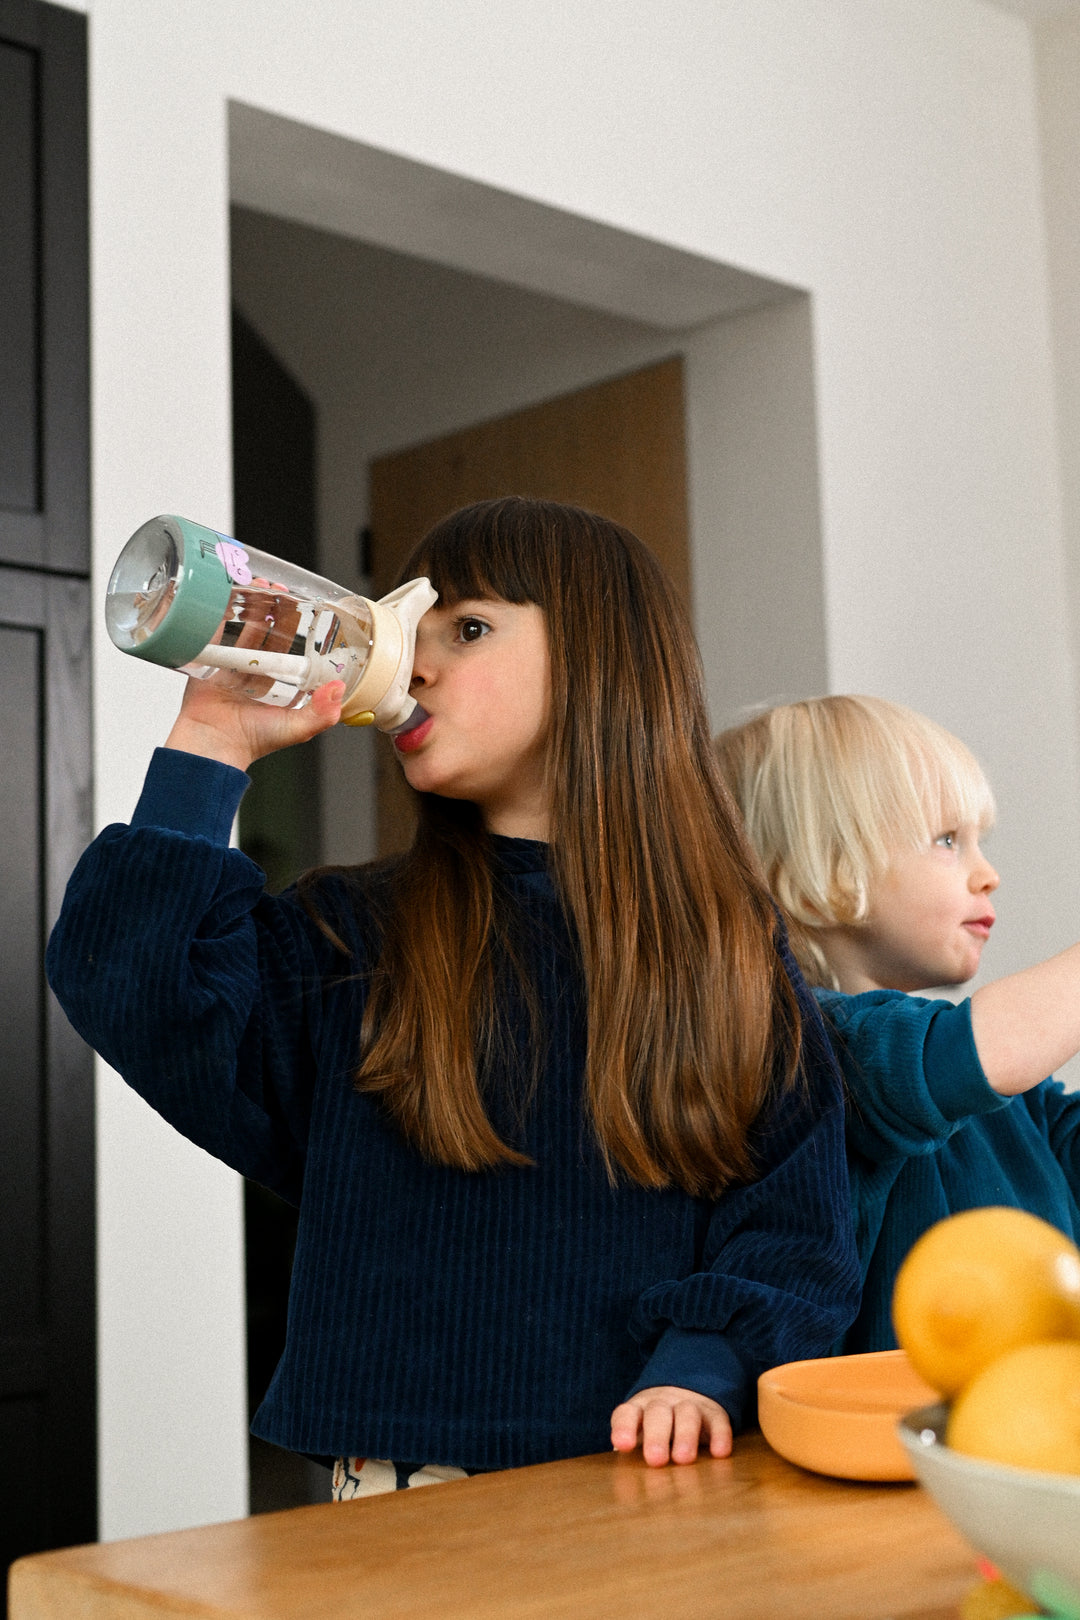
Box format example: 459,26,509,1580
0,1,92,1602
0,570,94,1590
368,357,689,853
0,41,39,514
0,0,89,573
0,622,46,1334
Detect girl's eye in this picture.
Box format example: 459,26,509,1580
935,832,956,850
457,617,490,644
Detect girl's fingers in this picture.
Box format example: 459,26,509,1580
609,1388,734,1467
609,1400,643,1453
705,1404,734,1459
669,1400,705,1464
306,680,346,727
166,677,345,769
641,1398,679,1465
249,680,344,750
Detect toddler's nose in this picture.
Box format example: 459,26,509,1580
971,852,1000,892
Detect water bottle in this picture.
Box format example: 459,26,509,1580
105,515,436,732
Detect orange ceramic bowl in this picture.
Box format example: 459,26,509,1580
757,1349,938,1481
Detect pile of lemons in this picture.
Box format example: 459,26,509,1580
893,1206,1080,1473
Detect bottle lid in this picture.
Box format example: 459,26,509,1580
337,578,438,730
106,515,235,669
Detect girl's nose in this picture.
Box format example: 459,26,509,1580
409,632,434,690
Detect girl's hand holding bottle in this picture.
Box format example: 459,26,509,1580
164,671,345,773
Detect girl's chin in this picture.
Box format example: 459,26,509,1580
399,763,468,801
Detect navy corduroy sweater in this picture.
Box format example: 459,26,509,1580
47,748,860,1469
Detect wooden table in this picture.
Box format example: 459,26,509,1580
10,1436,980,1620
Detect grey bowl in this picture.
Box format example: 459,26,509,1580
898,1404,1080,1618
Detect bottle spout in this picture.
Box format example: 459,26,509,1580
338,576,437,731
371,578,437,731
377,577,439,624
383,701,430,737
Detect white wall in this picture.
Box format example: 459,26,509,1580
686,295,827,725
73,0,1080,1537
1035,15,1080,728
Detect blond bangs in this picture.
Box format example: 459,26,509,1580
891,711,995,844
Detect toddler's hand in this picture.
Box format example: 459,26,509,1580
610,1386,732,1467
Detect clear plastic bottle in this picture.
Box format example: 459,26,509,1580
105,514,436,732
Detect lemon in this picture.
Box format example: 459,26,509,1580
960,1573,1045,1620
946,1340,1080,1473
892,1208,1080,1397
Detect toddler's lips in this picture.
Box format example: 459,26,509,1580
393,715,434,753
964,916,995,938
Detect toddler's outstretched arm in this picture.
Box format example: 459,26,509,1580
971,944,1080,1095
610,1386,732,1467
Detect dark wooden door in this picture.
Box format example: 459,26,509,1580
0,0,93,1602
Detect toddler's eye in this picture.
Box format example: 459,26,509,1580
457,617,490,643
935,832,956,850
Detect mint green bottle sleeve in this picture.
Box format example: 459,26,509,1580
105,515,235,669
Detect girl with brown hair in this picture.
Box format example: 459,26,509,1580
48,498,858,1493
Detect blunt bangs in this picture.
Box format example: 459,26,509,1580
395,499,557,610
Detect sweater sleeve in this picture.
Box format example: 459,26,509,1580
624,947,862,1430
1029,1077,1080,1184
816,988,1012,1165
45,748,342,1201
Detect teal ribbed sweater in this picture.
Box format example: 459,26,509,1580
818,987,1080,1354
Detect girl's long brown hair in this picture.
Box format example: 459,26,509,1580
313,498,801,1198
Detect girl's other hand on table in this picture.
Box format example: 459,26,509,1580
610,1386,733,1467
